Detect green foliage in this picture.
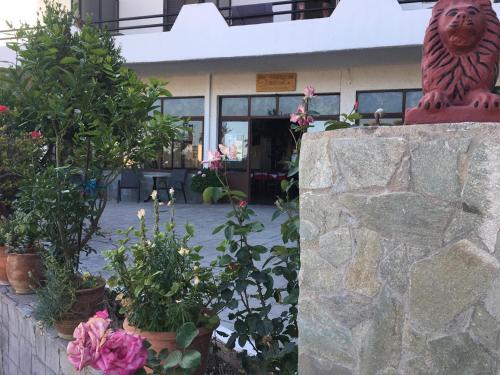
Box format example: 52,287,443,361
138,323,202,375
34,254,102,327
105,195,221,333
34,255,77,327
0,217,9,246
325,105,362,130
190,169,223,194
0,1,178,271
5,209,42,254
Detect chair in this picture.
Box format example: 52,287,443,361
168,169,188,203
117,170,141,203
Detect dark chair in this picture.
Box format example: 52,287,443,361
168,169,188,203
117,170,141,203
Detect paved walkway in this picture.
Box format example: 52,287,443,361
83,202,287,332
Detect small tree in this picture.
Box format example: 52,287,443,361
1,1,178,271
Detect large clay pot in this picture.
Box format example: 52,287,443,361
0,245,9,285
55,280,106,340
123,319,215,375
6,253,43,294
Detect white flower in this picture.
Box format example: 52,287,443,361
201,174,206,178
169,187,175,196
159,202,165,206
197,171,202,175
151,190,158,200
178,247,190,256
194,265,199,271
145,240,152,246
167,201,173,206
193,276,200,286
74,108,81,114
375,108,384,116
137,209,146,219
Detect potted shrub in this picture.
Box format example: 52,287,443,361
0,217,9,285
34,256,105,340
191,168,223,204
105,192,221,374
5,210,44,294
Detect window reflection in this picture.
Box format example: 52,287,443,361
221,121,248,170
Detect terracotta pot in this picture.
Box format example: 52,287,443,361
6,253,43,294
55,280,106,340
0,245,9,285
123,319,215,375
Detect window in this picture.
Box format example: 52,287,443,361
157,97,204,169
356,89,422,125
79,0,119,30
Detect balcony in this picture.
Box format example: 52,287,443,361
76,0,438,35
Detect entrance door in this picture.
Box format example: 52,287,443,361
220,120,250,200
249,119,294,204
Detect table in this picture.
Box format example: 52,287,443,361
141,171,172,202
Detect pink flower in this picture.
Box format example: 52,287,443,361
31,130,42,139
67,314,111,371
95,310,109,319
239,201,247,208
290,105,314,128
203,150,223,171
0,105,9,113
219,144,238,160
94,330,148,375
304,86,315,99
353,101,359,111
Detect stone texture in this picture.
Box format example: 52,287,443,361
339,192,454,247
299,298,354,367
358,289,403,375
331,137,408,191
469,306,500,353
319,228,352,267
345,229,382,298
429,333,495,375
409,240,499,332
300,136,334,190
299,124,500,375
410,138,470,201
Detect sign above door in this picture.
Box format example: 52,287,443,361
256,73,297,93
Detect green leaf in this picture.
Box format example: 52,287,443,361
163,350,182,369
59,56,79,64
179,350,202,370
176,322,199,349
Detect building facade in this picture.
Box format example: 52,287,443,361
1,0,500,202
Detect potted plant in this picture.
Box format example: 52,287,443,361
105,192,221,374
191,168,224,204
5,210,44,294
0,217,9,285
34,256,106,339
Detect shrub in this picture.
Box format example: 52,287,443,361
190,168,223,194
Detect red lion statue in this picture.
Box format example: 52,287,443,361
405,0,500,124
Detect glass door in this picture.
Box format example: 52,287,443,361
220,121,250,200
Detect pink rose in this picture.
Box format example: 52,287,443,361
67,315,111,371
30,130,42,139
304,85,315,99
239,201,247,208
95,310,109,319
94,330,148,375
203,150,223,171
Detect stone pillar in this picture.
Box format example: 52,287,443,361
298,123,500,375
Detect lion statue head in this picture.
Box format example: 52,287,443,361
422,0,500,104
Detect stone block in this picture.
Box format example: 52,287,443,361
18,338,32,375
331,137,408,192
299,124,500,374
32,356,46,375
409,240,499,332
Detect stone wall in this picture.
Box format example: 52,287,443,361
0,286,98,375
298,123,500,375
